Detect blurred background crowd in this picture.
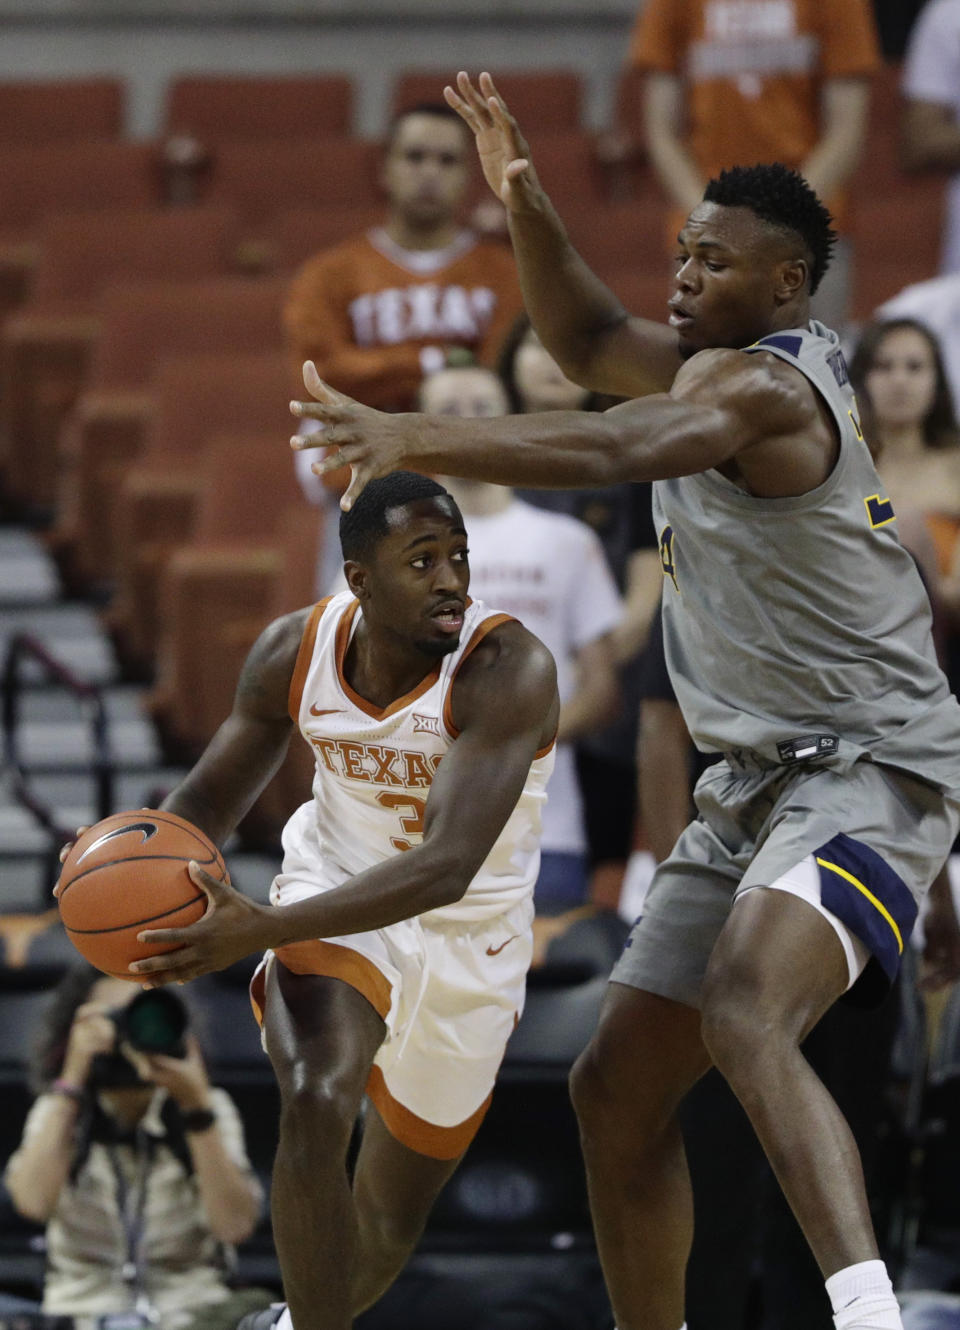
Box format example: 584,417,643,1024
1,1,960,1327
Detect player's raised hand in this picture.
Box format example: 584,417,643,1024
444,71,541,213
291,360,411,511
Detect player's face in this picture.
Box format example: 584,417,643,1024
864,327,938,434
512,330,590,412
382,114,470,227
668,203,800,356
420,366,509,418
366,497,470,657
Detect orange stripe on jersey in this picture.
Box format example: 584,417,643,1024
442,613,515,739
334,597,441,719
365,1064,493,1160
273,939,393,1020
288,597,333,724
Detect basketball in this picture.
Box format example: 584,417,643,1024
57,809,228,979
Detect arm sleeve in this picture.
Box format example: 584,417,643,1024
819,0,881,78
628,0,684,73
567,526,625,651
903,0,960,103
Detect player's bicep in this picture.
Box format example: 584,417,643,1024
421,640,557,874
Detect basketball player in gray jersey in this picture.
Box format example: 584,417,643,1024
288,73,960,1330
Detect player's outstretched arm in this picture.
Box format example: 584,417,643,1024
293,349,831,509
446,71,681,398
159,610,305,845
132,623,559,983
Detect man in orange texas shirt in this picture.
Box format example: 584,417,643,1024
286,101,523,593
629,0,880,330
284,102,522,415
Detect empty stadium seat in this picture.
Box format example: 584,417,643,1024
393,70,584,132
0,77,124,144
149,436,310,758
49,276,286,589
1,207,238,512
565,197,673,286
0,140,160,331
264,203,389,273
164,73,354,142
107,350,294,670
204,136,384,233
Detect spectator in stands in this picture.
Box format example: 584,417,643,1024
849,318,960,592
287,101,522,593
498,316,662,906
877,275,960,408
627,0,880,330
419,360,622,926
902,0,960,276
4,964,267,1330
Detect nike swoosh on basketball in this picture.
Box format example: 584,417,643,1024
76,821,158,865
310,705,345,716
486,934,519,956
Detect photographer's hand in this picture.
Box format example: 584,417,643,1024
61,1001,120,1086
131,1034,212,1111
131,863,272,984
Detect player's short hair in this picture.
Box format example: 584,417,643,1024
386,102,469,150
703,163,837,295
340,471,457,562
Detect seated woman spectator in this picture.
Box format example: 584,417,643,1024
850,317,960,585
4,964,268,1330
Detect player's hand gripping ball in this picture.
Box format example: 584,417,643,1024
56,810,229,979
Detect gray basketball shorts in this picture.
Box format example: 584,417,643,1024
612,754,960,1009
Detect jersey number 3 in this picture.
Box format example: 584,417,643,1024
376,791,426,852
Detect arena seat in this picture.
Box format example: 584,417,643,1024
603,266,673,322
0,140,160,332
264,203,390,273
392,70,584,132
1,207,238,513
48,275,286,589
850,187,947,321
148,436,313,759
565,197,673,286
204,136,384,234
520,129,609,208
164,73,354,142
107,349,293,670
0,77,124,144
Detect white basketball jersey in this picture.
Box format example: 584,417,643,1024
284,590,555,922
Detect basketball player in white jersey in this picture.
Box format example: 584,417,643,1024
121,471,559,1330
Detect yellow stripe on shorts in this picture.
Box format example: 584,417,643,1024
814,856,904,954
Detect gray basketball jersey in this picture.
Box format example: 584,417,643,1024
653,320,960,793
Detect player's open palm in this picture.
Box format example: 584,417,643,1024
444,72,540,213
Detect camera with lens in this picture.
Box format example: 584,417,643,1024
90,988,189,1089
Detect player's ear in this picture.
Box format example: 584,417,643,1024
776,257,808,304
344,559,367,601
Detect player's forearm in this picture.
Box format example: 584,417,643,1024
504,192,631,388
389,394,722,490
263,844,472,948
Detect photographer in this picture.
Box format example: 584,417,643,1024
4,965,266,1330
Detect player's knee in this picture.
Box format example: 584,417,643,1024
700,957,784,1077
277,1067,358,1151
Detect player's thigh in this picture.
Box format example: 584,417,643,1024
263,957,386,1103
704,886,850,1046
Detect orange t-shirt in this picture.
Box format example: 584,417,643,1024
284,227,523,412
630,0,880,230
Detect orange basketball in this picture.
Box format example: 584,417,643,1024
57,809,228,979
